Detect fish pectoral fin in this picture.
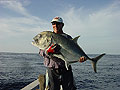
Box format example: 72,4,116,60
52,53,65,61
51,36,56,44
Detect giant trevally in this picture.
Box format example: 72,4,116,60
32,31,105,72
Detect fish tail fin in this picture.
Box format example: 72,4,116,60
91,53,106,73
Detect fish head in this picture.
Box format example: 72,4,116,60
32,32,52,50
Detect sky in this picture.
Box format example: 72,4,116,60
0,0,120,54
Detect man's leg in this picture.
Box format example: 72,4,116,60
48,68,61,90
61,66,76,90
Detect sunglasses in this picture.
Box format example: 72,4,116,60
52,22,61,25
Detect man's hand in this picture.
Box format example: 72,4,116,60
79,56,87,63
46,44,61,55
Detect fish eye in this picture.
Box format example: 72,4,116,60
38,34,42,38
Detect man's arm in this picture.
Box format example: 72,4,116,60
39,49,46,57
39,44,61,59
46,44,61,55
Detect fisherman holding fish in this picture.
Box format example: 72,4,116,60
39,17,87,90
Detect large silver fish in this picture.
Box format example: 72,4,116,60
32,31,105,72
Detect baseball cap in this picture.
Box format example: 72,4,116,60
51,16,63,23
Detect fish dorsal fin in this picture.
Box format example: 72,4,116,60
72,36,80,43
51,36,55,44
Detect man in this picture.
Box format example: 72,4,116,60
39,17,86,90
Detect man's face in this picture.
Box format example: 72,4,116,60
52,22,63,33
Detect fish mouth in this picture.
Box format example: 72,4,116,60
31,41,35,45
32,38,39,44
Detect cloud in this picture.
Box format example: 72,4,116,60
62,1,120,37
0,0,51,53
0,0,50,37
61,1,120,38
0,0,30,16
61,1,120,54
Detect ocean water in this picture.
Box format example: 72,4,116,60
0,52,120,90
